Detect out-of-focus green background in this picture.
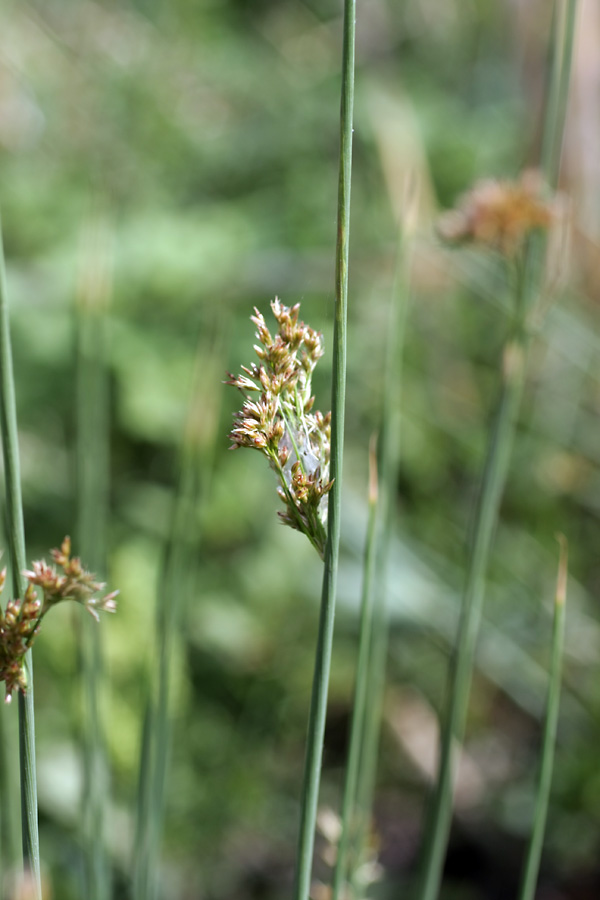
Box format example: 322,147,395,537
1,0,600,897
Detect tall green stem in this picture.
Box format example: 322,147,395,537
0,701,19,881
0,218,41,896
333,209,414,899
351,218,414,892
517,536,567,900
417,296,528,900
292,1,355,898
76,212,112,900
542,0,578,190
133,328,222,900
133,440,197,900
416,5,577,896
332,441,378,900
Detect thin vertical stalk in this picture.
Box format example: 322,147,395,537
334,196,416,899
0,702,19,880
332,439,378,900
0,219,41,895
133,327,223,900
416,302,528,900
292,1,355,898
132,458,195,900
416,6,577,896
132,436,196,900
76,212,112,900
517,536,567,900
350,211,415,894
541,0,578,190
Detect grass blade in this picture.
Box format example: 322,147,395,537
75,210,112,900
334,185,417,899
542,0,578,189
416,319,527,900
293,0,356,897
133,431,197,900
0,701,19,888
0,217,41,896
416,6,578,896
332,438,379,900
133,325,224,900
517,535,568,900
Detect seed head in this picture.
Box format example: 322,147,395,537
227,299,332,557
438,170,555,255
0,538,118,702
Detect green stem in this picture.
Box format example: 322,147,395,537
417,296,528,900
133,322,224,900
417,6,577,895
517,536,567,900
350,221,414,892
75,211,112,900
332,441,378,900
541,0,578,190
0,701,19,879
0,218,41,895
292,0,355,896
133,457,195,900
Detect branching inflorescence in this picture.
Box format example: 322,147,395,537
227,299,332,558
438,170,556,256
0,536,117,703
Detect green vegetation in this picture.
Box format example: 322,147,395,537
0,1,596,899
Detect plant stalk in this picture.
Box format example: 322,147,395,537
336,207,415,898
517,536,567,900
417,307,527,900
76,211,112,900
542,0,578,190
0,217,41,896
292,0,355,897
416,5,577,895
332,439,378,900
133,323,223,900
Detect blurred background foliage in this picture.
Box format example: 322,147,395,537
1,0,600,897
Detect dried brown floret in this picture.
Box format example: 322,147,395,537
0,538,118,702
438,170,555,255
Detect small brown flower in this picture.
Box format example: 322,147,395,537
438,170,555,255
0,538,118,702
0,584,41,702
24,535,118,621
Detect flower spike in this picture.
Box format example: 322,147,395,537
227,299,332,557
0,538,117,702
438,170,556,256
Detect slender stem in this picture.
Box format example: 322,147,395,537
417,293,528,900
75,211,112,900
541,0,578,190
517,536,567,900
332,439,378,900
0,701,19,879
292,0,355,897
416,8,577,896
0,218,41,895
133,450,195,900
350,216,414,892
133,324,223,900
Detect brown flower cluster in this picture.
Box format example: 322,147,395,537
0,575,41,702
0,537,117,703
438,170,554,255
227,299,332,557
